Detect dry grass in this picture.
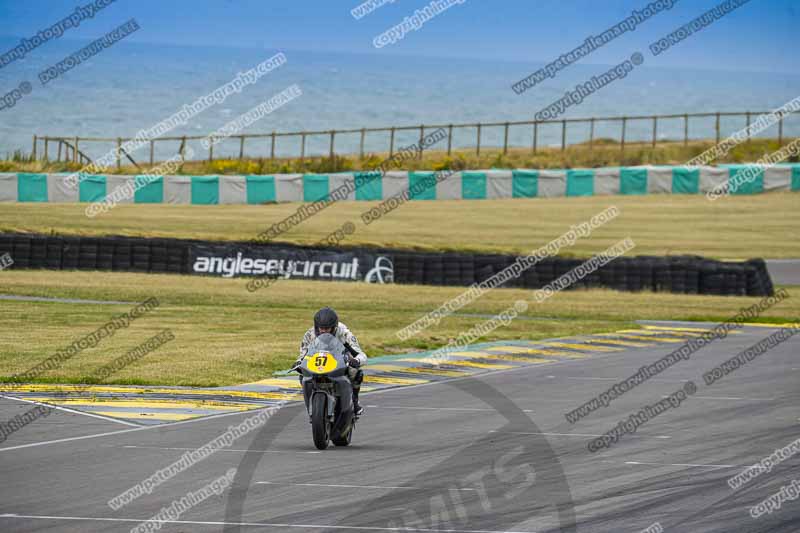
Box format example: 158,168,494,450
3,138,796,175
0,270,797,387
0,192,797,258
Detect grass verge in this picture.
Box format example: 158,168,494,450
0,270,797,387
0,192,797,259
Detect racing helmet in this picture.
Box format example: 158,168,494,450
314,307,338,336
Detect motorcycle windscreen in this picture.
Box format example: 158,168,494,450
304,333,347,374
307,333,346,356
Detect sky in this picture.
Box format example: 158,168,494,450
0,0,797,74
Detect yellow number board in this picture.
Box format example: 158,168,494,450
306,351,338,374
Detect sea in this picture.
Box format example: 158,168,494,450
1,38,799,163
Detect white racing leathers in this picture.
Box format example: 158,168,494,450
299,322,367,383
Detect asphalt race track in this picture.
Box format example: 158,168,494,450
1,323,798,532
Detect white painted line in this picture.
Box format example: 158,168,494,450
150,402,291,429
0,394,143,427
0,294,136,305
661,395,775,401
365,405,533,413
555,376,684,383
0,513,533,532
256,481,476,491
625,461,735,469
489,430,671,439
0,403,292,452
0,426,149,452
121,445,321,454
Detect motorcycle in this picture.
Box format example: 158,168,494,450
293,333,356,450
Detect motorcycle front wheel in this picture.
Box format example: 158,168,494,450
311,393,329,450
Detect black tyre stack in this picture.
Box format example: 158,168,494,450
423,255,443,286
167,242,187,274
97,240,114,271
132,242,150,273
45,237,63,269
459,255,476,286
61,237,79,269
11,235,31,269
150,241,169,274
0,232,776,297
78,240,97,270
112,240,132,271
390,252,411,284
442,254,462,286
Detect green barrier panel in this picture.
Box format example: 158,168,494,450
727,165,764,195
355,171,382,201
566,169,594,197
461,171,487,200
793,166,800,191
620,168,647,195
134,176,164,204
191,176,219,205
512,170,538,198
409,171,436,200
303,174,329,202
671,168,699,194
79,175,106,203
17,173,48,202
246,175,275,204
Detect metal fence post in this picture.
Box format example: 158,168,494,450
57,141,62,162
476,124,481,156
504,122,510,155
621,117,627,153
300,133,306,163
239,136,245,160
447,124,453,156
208,137,214,162
715,113,721,145
359,128,365,159
389,127,395,157
683,114,689,146
270,132,276,162
778,115,784,146
532,122,538,153
329,130,336,162
180,136,186,163
652,116,657,148
418,125,424,160
74,137,79,164
150,140,155,166
589,118,595,151
746,111,751,142
32,135,37,160
561,120,567,151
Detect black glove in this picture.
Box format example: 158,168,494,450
348,356,361,368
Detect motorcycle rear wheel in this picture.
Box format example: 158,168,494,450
332,421,353,446
311,393,329,450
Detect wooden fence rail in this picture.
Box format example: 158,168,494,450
32,110,798,168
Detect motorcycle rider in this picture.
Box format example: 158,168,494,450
296,307,366,416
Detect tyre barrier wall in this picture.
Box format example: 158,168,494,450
0,232,775,297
